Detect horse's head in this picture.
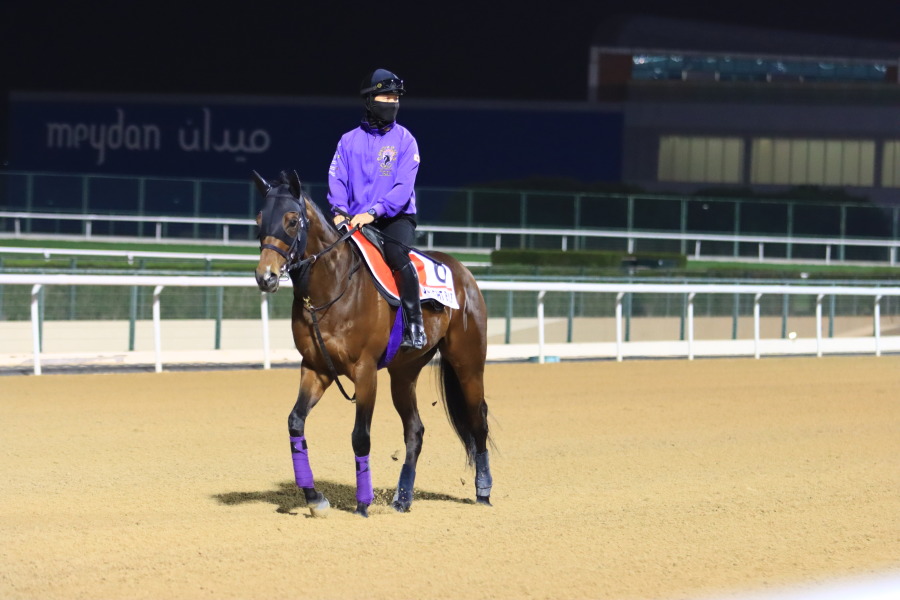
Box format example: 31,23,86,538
253,170,309,293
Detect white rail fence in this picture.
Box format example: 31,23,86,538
2,210,899,264
1,274,898,375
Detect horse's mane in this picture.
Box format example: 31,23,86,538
271,170,329,228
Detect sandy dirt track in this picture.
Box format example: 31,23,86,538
2,357,899,600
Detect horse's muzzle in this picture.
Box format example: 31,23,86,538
255,268,280,293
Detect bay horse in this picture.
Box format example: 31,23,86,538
252,170,493,518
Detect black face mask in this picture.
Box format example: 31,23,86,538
370,100,399,124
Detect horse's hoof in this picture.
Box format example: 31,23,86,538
476,495,492,506
308,496,331,518
391,500,411,513
354,502,369,518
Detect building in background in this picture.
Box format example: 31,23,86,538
588,16,900,205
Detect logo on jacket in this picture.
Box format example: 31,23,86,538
378,145,397,176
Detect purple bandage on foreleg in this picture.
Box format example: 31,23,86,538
355,455,374,505
289,436,314,488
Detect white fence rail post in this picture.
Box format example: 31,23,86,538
687,292,696,360
874,295,882,357
152,286,164,372
816,294,824,358
615,292,625,362
30,284,42,375
261,292,271,370
753,293,762,359
536,290,547,364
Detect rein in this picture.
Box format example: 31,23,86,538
296,225,363,403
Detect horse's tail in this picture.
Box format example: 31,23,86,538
437,355,489,466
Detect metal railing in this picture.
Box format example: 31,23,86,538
1,273,897,374
2,210,899,265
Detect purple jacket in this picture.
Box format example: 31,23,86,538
326,122,420,219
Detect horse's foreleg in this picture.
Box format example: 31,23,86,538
389,369,425,513
288,367,331,517
350,370,378,518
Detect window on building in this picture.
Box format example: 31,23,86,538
883,141,900,188
632,54,890,83
658,136,744,183
751,138,875,186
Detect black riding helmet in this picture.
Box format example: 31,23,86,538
360,68,405,97
360,68,405,128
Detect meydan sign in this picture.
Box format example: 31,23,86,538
8,91,623,186
44,108,271,167
9,92,352,178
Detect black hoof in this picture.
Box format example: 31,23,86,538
391,500,411,513
476,495,492,506
354,502,369,518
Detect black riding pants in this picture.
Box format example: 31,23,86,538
375,214,416,271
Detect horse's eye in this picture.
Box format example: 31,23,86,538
289,218,299,228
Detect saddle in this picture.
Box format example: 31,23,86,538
348,226,459,311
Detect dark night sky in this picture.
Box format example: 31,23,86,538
4,0,900,102
2,0,899,165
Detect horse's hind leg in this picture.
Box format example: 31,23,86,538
388,362,429,512
288,367,332,517
439,332,493,504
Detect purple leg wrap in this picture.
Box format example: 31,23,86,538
355,455,374,505
289,436,314,488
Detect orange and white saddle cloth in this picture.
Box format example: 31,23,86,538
348,229,460,310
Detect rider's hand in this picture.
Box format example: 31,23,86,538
349,212,376,228
333,214,350,228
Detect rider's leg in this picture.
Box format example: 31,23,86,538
382,217,425,350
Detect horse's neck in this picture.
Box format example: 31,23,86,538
302,199,345,256
296,199,359,299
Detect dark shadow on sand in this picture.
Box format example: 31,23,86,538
213,480,473,515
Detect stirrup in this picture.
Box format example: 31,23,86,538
401,323,426,350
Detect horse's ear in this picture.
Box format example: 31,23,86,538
288,170,302,199
251,171,271,196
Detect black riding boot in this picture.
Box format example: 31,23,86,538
397,263,426,350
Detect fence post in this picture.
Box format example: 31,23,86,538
874,295,882,357
732,293,740,340
537,290,546,364
615,292,624,362
261,291,271,370
687,292,696,360
31,284,42,375
829,294,836,338
815,294,824,358
624,292,632,342
504,290,512,344
152,286,165,372
781,294,789,339
215,287,224,350
129,286,138,351
753,293,762,359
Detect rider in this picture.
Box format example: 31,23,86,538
327,68,426,350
